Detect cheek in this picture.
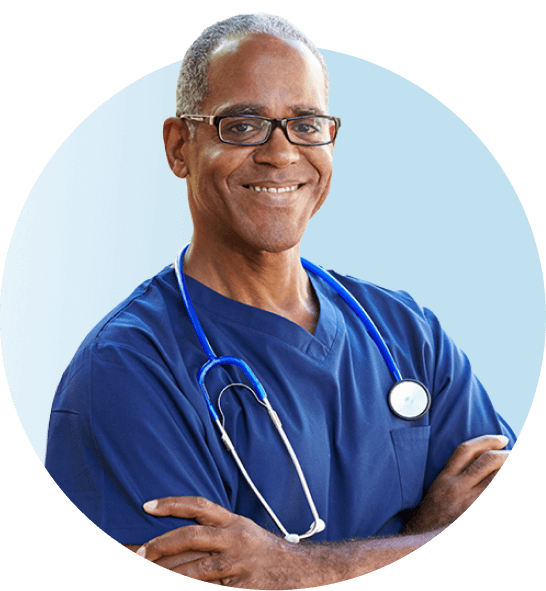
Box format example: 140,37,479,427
311,144,334,176
310,151,334,214
193,146,249,195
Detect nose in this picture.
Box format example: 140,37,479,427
253,127,300,167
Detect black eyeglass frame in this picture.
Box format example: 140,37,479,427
178,114,341,146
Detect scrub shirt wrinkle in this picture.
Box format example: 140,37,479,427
45,264,516,545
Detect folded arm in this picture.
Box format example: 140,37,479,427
129,496,443,588
128,434,509,588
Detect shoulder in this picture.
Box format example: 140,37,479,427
327,271,436,329
53,265,184,405
76,265,181,355
321,270,449,373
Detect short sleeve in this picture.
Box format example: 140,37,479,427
422,307,516,489
46,342,231,545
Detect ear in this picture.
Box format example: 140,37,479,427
163,117,191,178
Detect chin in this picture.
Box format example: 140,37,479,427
221,226,304,256
250,226,307,254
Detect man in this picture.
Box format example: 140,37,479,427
45,13,515,588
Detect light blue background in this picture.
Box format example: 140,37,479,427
1,50,544,463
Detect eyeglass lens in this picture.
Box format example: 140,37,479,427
219,116,336,145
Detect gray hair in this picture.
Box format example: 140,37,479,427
175,13,329,116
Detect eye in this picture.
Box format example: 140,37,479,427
287,117,335,145
228,121,256,134
292,119,321,134
220,117,268,143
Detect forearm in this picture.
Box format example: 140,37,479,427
131,528,443,587
135,497,447,588
298,528,445,585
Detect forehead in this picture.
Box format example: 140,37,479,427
202,33,328,114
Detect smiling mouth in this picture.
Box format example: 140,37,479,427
244,184,302,194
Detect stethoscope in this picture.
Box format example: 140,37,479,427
174,245,431,543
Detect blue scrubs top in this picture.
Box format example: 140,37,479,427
45,265,516,545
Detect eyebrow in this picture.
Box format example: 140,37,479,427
214,104,327,117
215,104,266,117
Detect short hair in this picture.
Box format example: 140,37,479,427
176,13,329,116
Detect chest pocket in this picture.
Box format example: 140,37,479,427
390,426,431,509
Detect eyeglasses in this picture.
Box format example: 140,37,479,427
178,114,341,146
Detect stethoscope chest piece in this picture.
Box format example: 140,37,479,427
387,379,431,421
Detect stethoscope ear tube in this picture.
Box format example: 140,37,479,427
201,360,326,543
197,355,269,421
218,411,325,543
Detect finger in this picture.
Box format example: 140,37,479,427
472,469,499,494
156,550,211,570
142,496,235,528
172,553,237,583
443,434,509,475
463,449,509,487
138,525,228,562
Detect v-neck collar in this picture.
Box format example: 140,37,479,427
181,271,342,363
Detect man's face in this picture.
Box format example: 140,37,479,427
179,33,334,254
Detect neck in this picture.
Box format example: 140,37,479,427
182,236,320,334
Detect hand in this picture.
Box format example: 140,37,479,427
135,496,335,588
403,434,510,534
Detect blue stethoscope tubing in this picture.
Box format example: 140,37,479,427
173,245,431,542
175,247,269,421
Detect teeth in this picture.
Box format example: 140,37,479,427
248,185,300,193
